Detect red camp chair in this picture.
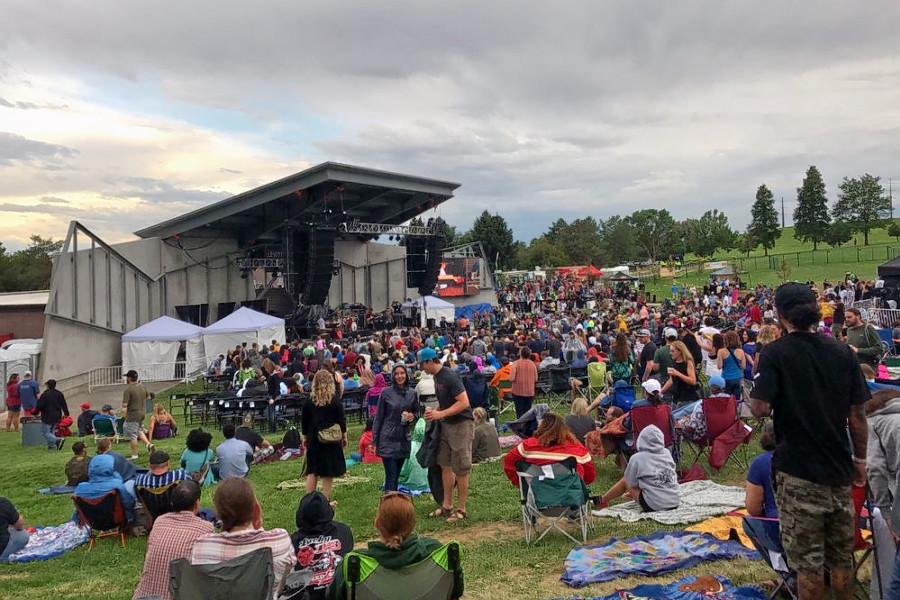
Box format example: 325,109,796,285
683,395,750,474
73,491,128,550
852,484,886,599
630,403,679,464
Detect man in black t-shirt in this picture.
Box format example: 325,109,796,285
420,348,472,524
0,497,28,561
635,329,657,380
750,283,869,600
236,415,273,462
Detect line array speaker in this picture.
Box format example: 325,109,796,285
418,219,446,296
406,236,427,288
301,229,337,305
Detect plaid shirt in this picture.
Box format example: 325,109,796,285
133,511,214,600
190,528,296,598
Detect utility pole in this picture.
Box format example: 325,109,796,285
781,197,785,228
891,178,894,221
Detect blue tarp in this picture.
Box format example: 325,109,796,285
454,303,493,321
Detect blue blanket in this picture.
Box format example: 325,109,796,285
38,485,77,495
561,531,758,587
547,575,767,600
4,521,90,562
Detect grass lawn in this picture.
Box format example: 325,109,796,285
0,398,777,600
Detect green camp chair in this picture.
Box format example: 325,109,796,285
92,416,120,443
517,458,591,544
587,361,607,400
344,541,461,600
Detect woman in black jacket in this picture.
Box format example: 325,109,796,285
372,364,419,492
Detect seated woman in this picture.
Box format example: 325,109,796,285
148,403,178,440
354,418,382,464
565,398,596,444
180,428,215,486
503,412,596,487
745,421,777,518
73,454,136,522
471,407,501,463
325,492,464,600
594,425,679,512
285,491,354,600
190,477,296,598
366,374,387,418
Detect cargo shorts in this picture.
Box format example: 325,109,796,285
123,421,142,441
437,419,474,476
775,472,855,574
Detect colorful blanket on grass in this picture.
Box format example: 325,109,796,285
592,480,746,525
547,575,767,600
561,531,758,587
4,521,90,562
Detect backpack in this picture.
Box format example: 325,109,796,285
282,426,301,449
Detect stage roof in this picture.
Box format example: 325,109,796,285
135,162,461,240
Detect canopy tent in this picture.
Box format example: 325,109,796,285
121,316,205,379
710,265,736,279
878,255,900,283
402,295,455,327
556,265,604,278
201,307,286,363
605,271,638,282
454,303,493,322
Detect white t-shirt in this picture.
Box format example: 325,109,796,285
698,325,720,362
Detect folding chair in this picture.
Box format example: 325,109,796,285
587,361,608,400
517,458,591,544
135,481,179,525
742,516,796,599
343,541,461,600
169,547,274,600
73,490,128,549
630,402,679,465
497,380,514,417
92,417,120,443
682,394,749,474
601,380,636,413
342,389,365,423
852,484,886,599
541,366,573,411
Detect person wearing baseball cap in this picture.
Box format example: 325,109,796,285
134,450,189,495
642,327,679,386
76,402,99,437
749,282,870,598
122,369,154,460
419,345,473,523
635,329,657,381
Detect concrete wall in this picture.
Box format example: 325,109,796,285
41,316,122,388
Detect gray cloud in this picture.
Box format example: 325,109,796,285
0,132,77,168
1,1,899,240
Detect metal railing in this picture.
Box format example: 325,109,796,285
870,308,900,329
88,361,204,392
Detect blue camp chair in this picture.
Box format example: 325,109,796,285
742,516,796,599
600,380,636,413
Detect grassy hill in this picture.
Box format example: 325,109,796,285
708,222,900,260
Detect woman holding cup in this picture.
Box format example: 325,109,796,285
373,364,420,492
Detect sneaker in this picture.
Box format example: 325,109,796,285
130,455,139,460
55,438,66,451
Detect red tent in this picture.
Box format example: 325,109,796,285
556,265,604,278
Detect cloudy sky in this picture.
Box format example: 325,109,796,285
1,1,898,248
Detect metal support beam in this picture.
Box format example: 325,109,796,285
338,220,437,236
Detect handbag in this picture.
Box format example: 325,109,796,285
317,423,343,444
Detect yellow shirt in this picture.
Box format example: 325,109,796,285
819,302,834,320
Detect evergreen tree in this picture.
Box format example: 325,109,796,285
748,184,781,255
833,173,891,245
470,210,515,270
793,166,830,250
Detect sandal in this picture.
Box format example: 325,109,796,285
446,508,467,523
428,506,453,518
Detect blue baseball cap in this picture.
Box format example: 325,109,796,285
709,375,726,390
418,348,438,363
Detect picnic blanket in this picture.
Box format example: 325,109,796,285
546,575,767,600
498,434,522,448
560,531,758,587
592,480,746,524
4,520,90,562
275,475,371,491
38,485,77,495
685,511,753,548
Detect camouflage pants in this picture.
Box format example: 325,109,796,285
775,472,855,573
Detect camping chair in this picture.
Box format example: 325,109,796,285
517,458,591,544
497,380,514,417
682,394,750,474
600,380,636,414
742,516,796,599
587,361,608,400
343,541,461,600
852,484,885,599
168,547,274,600
135,481,178,525
92,416,120,444
73,490,128,549
630,402,679,465
542,366,573,411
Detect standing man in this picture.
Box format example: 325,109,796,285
122,369,154,460
34,379,68,451
644,328,678,386
844,307,882,369
509,347,538,418
420,348,472,524
750,283,869,600
17,371,40,419
635,329,657,381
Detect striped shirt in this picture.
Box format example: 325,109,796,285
133,511,214,600
134,468,189,490
190,528,296,598
509,358,538,397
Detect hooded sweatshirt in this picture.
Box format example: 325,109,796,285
624,425,680,511
372,366,419,459
288,492,354,600
325,534,464,600
74,454,136,521
865,396,900,516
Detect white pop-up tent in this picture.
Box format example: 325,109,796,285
122,316,205,379
403,295,455,327
201,307,286,362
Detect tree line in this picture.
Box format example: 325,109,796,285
0,236,64,292
444,167,894,270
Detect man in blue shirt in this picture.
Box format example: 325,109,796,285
214,424,253,479
17,371,40,416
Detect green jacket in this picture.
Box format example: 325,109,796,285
846,324,882,366
326,534,464,600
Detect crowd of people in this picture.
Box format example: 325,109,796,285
3,268,900,600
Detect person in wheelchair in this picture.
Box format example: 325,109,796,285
325,492,464,600
503,412,595,488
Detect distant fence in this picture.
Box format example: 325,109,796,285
728,244,900,272
88,361,204,393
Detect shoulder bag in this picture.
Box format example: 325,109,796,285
318,423,343,444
